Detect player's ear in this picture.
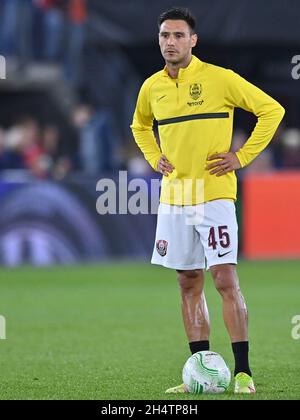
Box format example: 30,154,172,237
191,33,198,47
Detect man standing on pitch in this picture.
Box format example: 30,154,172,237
131,7,284,393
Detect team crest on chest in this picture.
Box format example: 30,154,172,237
189,83,202,100
156,240,168,256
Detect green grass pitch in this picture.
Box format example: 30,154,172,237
0,261,299,400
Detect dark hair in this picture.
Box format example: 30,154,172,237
158,7,196,34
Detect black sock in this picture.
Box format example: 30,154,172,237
232,341,252,377
189,340,210,355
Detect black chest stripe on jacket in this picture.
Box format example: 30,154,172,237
157,112,229,126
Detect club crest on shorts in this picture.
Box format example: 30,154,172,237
156,240,168,256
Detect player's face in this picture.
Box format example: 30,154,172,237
159,20,197,65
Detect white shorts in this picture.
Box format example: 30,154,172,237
151,199,238,270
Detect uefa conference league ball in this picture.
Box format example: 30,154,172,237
182,351,231,394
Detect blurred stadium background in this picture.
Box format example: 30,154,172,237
0,0,300,400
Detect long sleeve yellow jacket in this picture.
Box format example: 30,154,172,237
131,55,285,205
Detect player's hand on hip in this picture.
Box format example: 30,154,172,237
157,155,174,176
206,152,241,176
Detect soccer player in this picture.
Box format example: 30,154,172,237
131,7,285,394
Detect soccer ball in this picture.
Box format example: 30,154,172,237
182,351,231,394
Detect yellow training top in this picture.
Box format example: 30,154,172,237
131,55,285,205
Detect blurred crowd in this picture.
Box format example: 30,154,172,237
0,0,140,179
0,117,72,179
0,0,86,84
0,103,124,179
230,126,300,175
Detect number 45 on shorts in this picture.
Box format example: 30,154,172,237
208,225,231,250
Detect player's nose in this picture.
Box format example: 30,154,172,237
167,35,175,45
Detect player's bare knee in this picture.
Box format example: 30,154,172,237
210,265,239,299
177,270,202,294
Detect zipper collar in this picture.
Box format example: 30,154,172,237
163,55,202,81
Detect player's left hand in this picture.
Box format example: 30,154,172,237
206,152,241,176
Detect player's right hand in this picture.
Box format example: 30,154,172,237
157,155,174,176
